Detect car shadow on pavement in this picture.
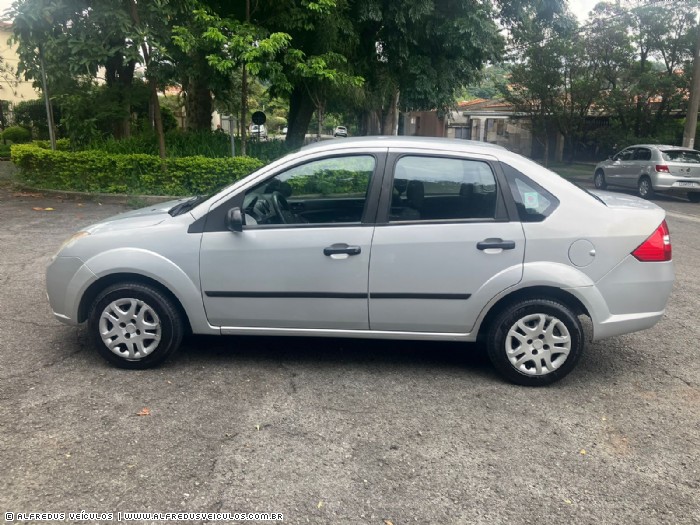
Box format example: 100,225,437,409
177,334,495,377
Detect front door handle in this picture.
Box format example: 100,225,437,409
477,238,516,250
324,243,362,256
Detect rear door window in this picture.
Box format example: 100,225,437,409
388,156,499,221
634,148,651,161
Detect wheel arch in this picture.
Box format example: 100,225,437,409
476,285,591,341
78,273,192,334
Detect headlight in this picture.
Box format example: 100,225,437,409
52,231,90,260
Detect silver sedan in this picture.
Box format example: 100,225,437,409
47,137,675,385
594,144,700,201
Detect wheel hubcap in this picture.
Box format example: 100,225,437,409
595,173,603,187
505,313,571,376
640,180,649,196
99,298,162,360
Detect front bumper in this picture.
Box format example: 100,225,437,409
46,256,95,325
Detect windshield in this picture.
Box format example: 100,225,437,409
661,150,700,164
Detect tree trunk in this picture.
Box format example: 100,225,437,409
128,0,165,158
286,85,315,148
361,110,381,135
241,63,248,156
317,100,325,139
185,76,213,131
150,82,166,159
105,53,135,139
381,89,400,135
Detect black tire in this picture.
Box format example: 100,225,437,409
88,282,184,369
688,192,700,203
637,176,654,199
593,169,607,190
486,299,584,386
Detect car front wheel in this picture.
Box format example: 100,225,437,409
88,282,184,369
638,176,654,199
487,299,584,386
594,170,607,190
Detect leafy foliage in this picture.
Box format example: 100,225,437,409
11,143,264,196
2,126,32,143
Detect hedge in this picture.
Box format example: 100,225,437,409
11,143,264,196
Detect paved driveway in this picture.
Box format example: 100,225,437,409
1,179,699,524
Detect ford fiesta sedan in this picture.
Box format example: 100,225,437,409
47,137,674,385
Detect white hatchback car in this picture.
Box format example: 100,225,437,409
47,138,674,385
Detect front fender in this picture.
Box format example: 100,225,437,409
75,248,218,334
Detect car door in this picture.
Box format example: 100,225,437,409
628,147,652,186
606,148,634,184
367,151,525,333
199,152,384,330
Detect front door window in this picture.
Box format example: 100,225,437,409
243,155,376,226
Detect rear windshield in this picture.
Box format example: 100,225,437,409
661,150,700,163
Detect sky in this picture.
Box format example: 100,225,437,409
0,0,602,23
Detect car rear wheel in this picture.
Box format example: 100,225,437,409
638,176,654,199
88,282,184,369
594,170,607,190
487,299,584,386
688,192,700,203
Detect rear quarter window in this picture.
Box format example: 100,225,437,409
501,163,559,222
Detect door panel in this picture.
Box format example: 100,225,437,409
199,153,383,329
201,227,372,328
369,222,524,332
369,153,524,334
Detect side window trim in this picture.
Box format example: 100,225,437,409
375,152,509,224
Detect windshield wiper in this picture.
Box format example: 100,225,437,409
169,196,205,216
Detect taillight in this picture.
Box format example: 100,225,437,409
632,220,672,261
655,165,670,173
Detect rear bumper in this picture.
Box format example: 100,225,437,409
582,256,674,341
651,173,700,192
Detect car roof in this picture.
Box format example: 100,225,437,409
301,136,506,153
628,144,696,151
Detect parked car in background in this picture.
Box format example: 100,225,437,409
249,124,268,140
334,126,348,137
47,137,674,386
594,145,700,202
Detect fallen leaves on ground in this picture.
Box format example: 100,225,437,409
14,192,43,198
136,407,151,416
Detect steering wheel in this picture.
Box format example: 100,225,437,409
270,191,298,224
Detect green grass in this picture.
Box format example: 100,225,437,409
545,161,595,180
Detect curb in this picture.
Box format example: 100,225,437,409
11,183,179,205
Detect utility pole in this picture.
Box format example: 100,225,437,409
683,13,700,148
240,0,250,156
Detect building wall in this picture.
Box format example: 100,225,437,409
403,111,446,137
0,26,41,106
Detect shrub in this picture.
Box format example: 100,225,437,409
86,130,297,162
3,126,32,143
11,143,264,196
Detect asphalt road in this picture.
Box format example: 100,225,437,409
1,177,699,525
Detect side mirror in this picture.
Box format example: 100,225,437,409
226,207,245,232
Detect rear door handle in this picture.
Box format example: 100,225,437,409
477,238,516,250
324,243,362,256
